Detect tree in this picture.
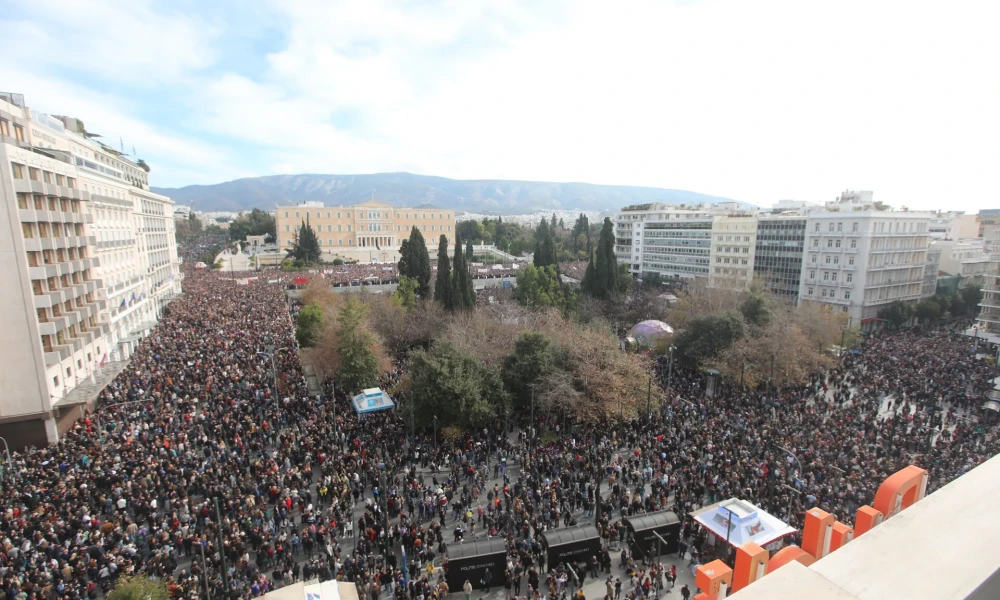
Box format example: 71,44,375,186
961,285,983,313
582,217,622,299
398,228,431,296
502,332,555,409
571,214,591,255
514,264,568,309
740,292,772,328
335,297,380,393
295,303,324,347
878,300,914,329
533,218,558,268
466,238,474,262
914,297,944,323
287,217,321,265
674,311,746,366
229,208,276,242
451,232,475,310
107,576,170,600
393,275,419,310
434,234,452,309
409,341,506,429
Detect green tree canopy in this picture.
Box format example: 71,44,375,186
287,218,321,265
914,297,944,323
961,285,983,313
514,264,569,310
107,575,170,600
434,234,452,309
393,275,419,310
295,303,324,347
501,332,555,409
582,217,622,298
740,292,772,328
878,300,914,329
533,217,558,268
675,310,746,366
450,232,475,310
410,341,506,429
336,297,380,393
398,228,431,296
229,208,276,242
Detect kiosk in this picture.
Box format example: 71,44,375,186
623,511,682,558
445,537,508,592
540,526,602,570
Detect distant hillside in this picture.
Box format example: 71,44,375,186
153,172,739,214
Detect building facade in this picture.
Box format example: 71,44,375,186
0,93,180,446
923,243,942,298
275,201,455,253
934,239,991,288
754,215,806,301
709,215,758,287
798,211,931,326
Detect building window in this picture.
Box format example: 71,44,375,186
823,272,829,280
338,225,342,232
814,223,820,232
808,287,814,295
844,291,851,300
53,375,59,387
348,226,352,232
13,124,25,142
0,119,8,137
295,212,299,218
339,239,342,245
831,273,838,281
848,258,855,265
850,239,857,248
284,211,288,217
813,239,819,247
810,270,815,279
285,225,290,231
846,273,853,283
827,240,833,248
837,223,843,232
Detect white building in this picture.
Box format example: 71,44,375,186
798,210,932,327
934,239,991,288
923,243,942,298
0,92,180,447
614,203,715,279
928,211,978,241
709,214,758,287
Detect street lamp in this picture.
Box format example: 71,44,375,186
779,484,800,523
0,437,10,485
257,346,289,410
774,444,803,486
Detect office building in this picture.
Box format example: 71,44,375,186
275,201,456,256
709,215,758,287
934,239,991,288
0,92,180,446
614,203,722,281
798,210,931,326
754,215,807,301
923,244,941,298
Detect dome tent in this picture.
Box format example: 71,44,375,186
629,320,674,348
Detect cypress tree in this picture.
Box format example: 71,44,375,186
398,228,431,296
435,234,452,309
451,232,475,310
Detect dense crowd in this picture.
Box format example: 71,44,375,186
0,242,997,600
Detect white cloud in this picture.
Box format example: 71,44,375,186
0,0,218,86
4,0,999,211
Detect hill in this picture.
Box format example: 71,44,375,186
153,172,738,214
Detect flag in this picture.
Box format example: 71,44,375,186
119,298,127,309
120,137,124,153
99,353,108,367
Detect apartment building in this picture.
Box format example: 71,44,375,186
924,244,942,298
0,92,180,446
798,211,931,326
934,239,991,288
275,200,455,254
754,215,807,301
614,203,715,278
709,215,758,286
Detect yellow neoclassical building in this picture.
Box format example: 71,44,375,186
275,200,456,252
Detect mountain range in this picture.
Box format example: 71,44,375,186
152,172,739,215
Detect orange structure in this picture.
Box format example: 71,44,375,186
692,464,929,599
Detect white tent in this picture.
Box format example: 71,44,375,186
351,388,397,413
691,498,796,549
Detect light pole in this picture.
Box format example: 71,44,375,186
433,415,438,451
196,539,211,599
213,497,233,597
0,437,10,485
646,375,653,418
257,346,288,410
779,484,800,523
530,384,536,443
775,444,803,489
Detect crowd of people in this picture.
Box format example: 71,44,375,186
0,237,997,600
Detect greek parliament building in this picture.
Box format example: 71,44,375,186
275,200,456,254
0,92,181,447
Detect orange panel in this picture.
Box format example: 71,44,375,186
732,542,769,592
854,505,884,537
767,546,816,572
830,521,854,552
801,508,835,559
695,559,733,598
873,465,928,519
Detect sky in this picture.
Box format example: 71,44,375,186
1,0,997,212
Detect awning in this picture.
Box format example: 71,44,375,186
351,388,397,413
984,401,1000,413
691,498,796,549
